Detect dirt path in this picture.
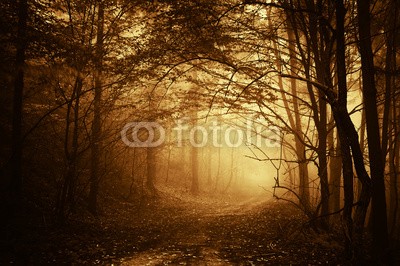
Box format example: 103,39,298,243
3,195,345,265
117,196,343,265
121,197,269,265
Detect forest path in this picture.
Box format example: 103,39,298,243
122,195,271,265
116,194,342,265
8,193,344,265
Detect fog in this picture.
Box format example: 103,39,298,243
2,0,399,264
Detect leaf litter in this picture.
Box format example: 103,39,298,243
3,192,347,265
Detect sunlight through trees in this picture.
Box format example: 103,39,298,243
0,0,399,264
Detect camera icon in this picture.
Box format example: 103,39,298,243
121,122,165,147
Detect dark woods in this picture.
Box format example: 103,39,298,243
0,0,399,264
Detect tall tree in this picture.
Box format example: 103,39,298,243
335,0,354,255
88,0,105,215
10,0,28,200
282,22,310,212
190,115,200,195
356,0,389,260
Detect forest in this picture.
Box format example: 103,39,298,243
1,0,399,264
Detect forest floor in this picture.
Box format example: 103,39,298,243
2,190,350,265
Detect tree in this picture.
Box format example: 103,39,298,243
88,0,105,216
335,0,354,255
328,127,341,214
10,0,28,201
190,113,200,195
356,0,389,260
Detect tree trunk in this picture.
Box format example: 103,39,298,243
56,75,82,222
333,15,371,255
384,0,399,237
207,144,212,186
317,92,329,227
214,117,222,192
357,0,389,260
277,25,310,211
10,0,28,201
224,132,236,193
306,1,330,226
190,112,199,195
328,128,341,213
146,94,157,196
335,113,354,257
146,146,157,196
88,1,104,215
389,113,399,234
381,0,397,160
165,143,172,183
335,1,354,255
358,107,366,198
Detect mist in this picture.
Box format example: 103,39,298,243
1,0,399,264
